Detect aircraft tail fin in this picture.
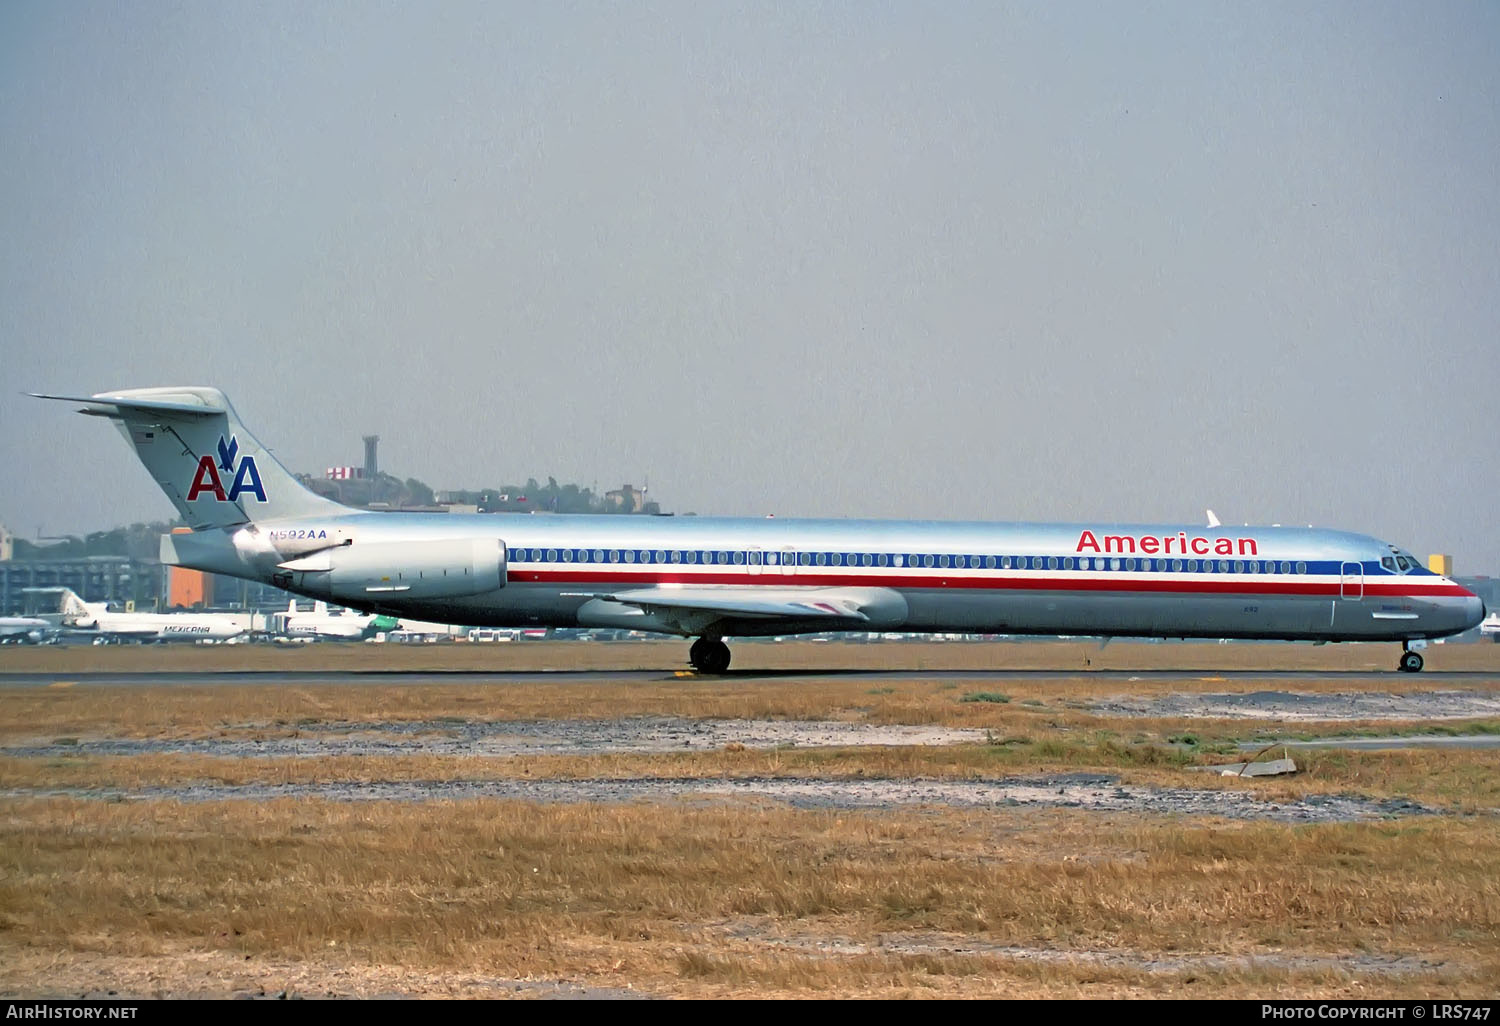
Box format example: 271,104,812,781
33,387,345,530
20,586,90,621
54,588,95,625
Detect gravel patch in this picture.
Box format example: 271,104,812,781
1090,689,1500,722
2,773,1437,823
715,919,1452,976
2,717,987,759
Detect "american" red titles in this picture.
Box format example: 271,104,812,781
1076,530,1258,557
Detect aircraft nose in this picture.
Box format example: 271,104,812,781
1465,595,1485,630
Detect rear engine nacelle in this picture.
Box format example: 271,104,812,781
278,538,506,600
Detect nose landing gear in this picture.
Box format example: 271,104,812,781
689,637,732,674
1398,644,1424,673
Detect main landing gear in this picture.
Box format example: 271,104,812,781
689,637,732,675
1398,644,1424,674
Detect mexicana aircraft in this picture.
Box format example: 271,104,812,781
26,586,247,644
35,387,1484,673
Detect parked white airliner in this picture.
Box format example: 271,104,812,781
0,616,55,644
36,388,1484,673
276,599,400,642
29,586,248,644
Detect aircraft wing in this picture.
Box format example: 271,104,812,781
0,617,53,639
567,586,909,636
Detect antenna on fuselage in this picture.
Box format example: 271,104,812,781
1206,510,1221,528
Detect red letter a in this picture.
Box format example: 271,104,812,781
187,455,226,501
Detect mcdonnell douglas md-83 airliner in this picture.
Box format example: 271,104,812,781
36,388,1484,673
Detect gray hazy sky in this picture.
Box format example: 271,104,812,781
3,2,1498,570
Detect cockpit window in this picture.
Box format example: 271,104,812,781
1381,556,1396,572
1395,555,1412,572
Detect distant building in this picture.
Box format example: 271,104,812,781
605,484,647,513
363,435,379,478
0,556,162,616
326,466,364,480
1429,554,1454,576
0,522,11,562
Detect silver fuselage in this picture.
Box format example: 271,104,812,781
169,512,1484,642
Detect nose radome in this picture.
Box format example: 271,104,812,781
1465,595,1485,630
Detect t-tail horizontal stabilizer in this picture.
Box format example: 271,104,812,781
32,387,344,530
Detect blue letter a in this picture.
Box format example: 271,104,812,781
227,456,267,502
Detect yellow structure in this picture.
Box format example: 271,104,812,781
1429,554,1454,576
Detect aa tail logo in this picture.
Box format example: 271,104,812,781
187,434,266,502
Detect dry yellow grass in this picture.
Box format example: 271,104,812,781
4,673,1498,741
2,798,1497,998
7,744,1500,810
